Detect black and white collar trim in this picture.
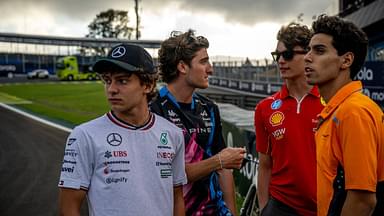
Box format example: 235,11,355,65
107,111,155,131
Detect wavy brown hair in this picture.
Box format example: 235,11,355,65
158,29,209,83
277,22,313,51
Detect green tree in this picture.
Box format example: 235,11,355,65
83,9,134,55
87,9,134,39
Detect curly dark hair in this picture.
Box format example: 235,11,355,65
137,72,158,102
312,14,368,79
277,22,313,50
158,29,209,83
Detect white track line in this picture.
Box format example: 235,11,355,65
0,102,72,133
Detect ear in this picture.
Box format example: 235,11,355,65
340,52,354,70
143,81,154,94
176,60,188,75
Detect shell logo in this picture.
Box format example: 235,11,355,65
269,111,285,126
320,97,327,106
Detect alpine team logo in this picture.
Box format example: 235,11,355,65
111,46,126,58
160,132,168,145
269,111,285,126
201,110,208,117
168,110,177,117
271,99,282,110
107,133,122,146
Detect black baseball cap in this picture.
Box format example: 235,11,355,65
93,43,155,74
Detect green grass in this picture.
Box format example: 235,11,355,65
0,82,108,127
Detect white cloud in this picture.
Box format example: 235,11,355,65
0,0,335,59
140,8,280,59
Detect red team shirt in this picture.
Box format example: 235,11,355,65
254,85,323,216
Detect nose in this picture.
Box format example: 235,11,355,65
106,81,118,94
277,54,287,64
304,51,312,63
207,61,213,75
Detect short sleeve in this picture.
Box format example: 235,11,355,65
255,102,270,154
172,128,187,186
339,109,377,192
58,127,94,190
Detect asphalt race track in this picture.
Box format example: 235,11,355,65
0,106,87,216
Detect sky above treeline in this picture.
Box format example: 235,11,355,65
0,0,337,59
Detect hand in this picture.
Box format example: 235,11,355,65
218,147,246,169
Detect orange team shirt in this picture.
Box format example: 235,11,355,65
255,85,323,216
316,81,384,216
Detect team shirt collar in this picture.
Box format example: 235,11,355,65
319,81,362,120
279,84,320,99
159,85,197,110
107,111,155,130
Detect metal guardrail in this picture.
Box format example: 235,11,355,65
209,76,282,95
199,76,282,110
0,32,162,49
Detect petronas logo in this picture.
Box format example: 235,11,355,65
160,132,168,145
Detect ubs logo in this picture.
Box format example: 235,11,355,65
107,133,122,146
111,46,126,58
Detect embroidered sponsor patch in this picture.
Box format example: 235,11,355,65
332,116,340,125
160,132,168,145
271,99,282,110
160,169,172,178
320,97,326,106
272,128,286,140
106,133,122,146
269,111,285,126
67,138,76,146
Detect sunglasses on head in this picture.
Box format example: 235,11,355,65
271,49,308,61
170,31,207,43
172,31,208,57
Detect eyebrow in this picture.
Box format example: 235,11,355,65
199,56,209,62
311,44,327,49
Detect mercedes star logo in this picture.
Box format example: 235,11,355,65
106,133,122,146
111,46,126,58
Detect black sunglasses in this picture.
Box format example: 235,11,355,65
271,49,308,61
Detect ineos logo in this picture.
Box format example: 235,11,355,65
107,133,122,146
111,46,126,58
